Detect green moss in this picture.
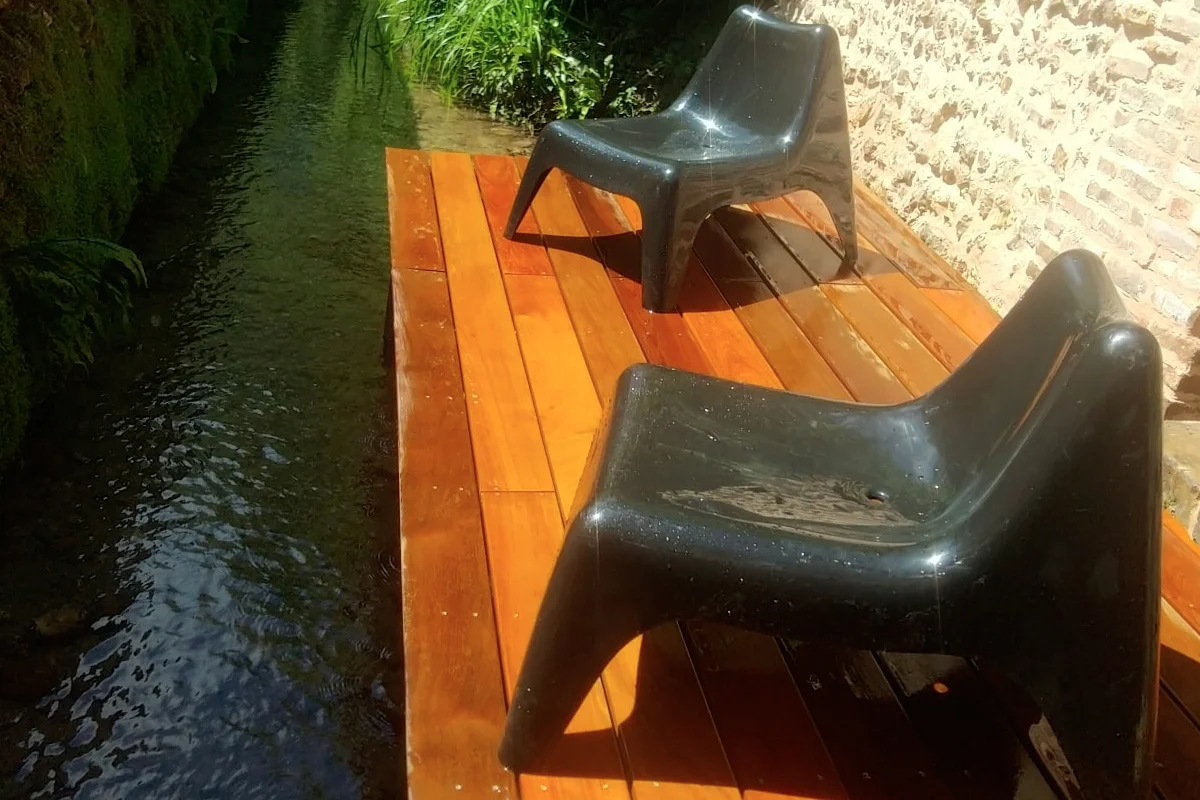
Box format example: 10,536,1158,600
0,0,251,470
0,280,31,469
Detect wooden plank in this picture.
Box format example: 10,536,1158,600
429,151,554,492
685,625,850,800
821,283,950,396
479,491,629,799
1161,601,1200,728
877,653,1059,799
715,206,909,405
782,643,957,799
522,163,643,407
386,149,443,271
1156,690,1200,800
608,193,782,389
850,180,964,290
692,219,852,400
606,627,740,798
504,273,604,518
786,188,997,356
755,196,852,285
565,178,710,376
391,267,514,797
1164,515,1200,637
473,154,555,276
923,288,1002,345
676,262,782,390
769,192,975,371
520,174,741,799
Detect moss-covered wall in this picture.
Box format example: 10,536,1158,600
0,0,249,468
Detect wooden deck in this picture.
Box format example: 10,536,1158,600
385,148,1200,800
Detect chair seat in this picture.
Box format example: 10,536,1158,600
590,364,945,546
554,112,776,170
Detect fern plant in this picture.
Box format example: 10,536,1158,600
0,237,147,393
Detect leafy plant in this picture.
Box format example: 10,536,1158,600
1,237,147,391
375,0,612,125
373,0,743,127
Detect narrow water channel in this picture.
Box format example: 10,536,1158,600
0,1,529,797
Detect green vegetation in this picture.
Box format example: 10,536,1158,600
373,0,745,126
0,0,249,468
3,238,146,393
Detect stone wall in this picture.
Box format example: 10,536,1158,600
779,0,1200,412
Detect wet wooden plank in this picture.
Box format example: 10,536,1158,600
822,283,950,396
851,180,964,290
522,163,643,407
605,626,740,799
1163,516,1200,637
771,192,975,371
755,196,852,285
922,288,1002,346
516,178,742,799
1161,601,1200,729
877,653,1059,799
386,149,443,271
473,154,555,276
1156,690,1200,800
715,206,909,405
429,151,554,492
504,273,604,519
692,219,852,400
390,267,514,798
675,250,781,390
685,625,850,800
782,643,957,799
565,179,710,376
479,491,629,799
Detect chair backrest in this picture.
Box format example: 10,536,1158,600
669,5,840,139
921,250,1143,487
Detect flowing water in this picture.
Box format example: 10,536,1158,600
0,1,528,797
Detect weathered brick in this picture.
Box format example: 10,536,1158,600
1119,164,1164,202
1109,132,1173,171
1107,255,1149,296
1148,217,1200,257
1135,119,1181,153
1116,83,1166,113
1087,180,1132,218
1173,162,1200,192
1110,0,1159,26
1159,8,1200,40
1106,43,1153,81
1169,195,1197,220
1190,206,1200,235
1151,65,1187,90
1140,35,1184,63
1153,286,1194,322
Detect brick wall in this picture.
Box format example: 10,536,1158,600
779,0,1200,412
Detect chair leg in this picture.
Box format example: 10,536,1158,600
811,178,858,270
983,607,1158,799
504,133,559,239
498,525,647,772
639,203,704,312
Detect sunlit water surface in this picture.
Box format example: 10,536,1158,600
0,1,528,797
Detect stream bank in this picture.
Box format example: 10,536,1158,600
0,0,252,468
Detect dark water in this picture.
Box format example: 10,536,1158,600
0,1,526,797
